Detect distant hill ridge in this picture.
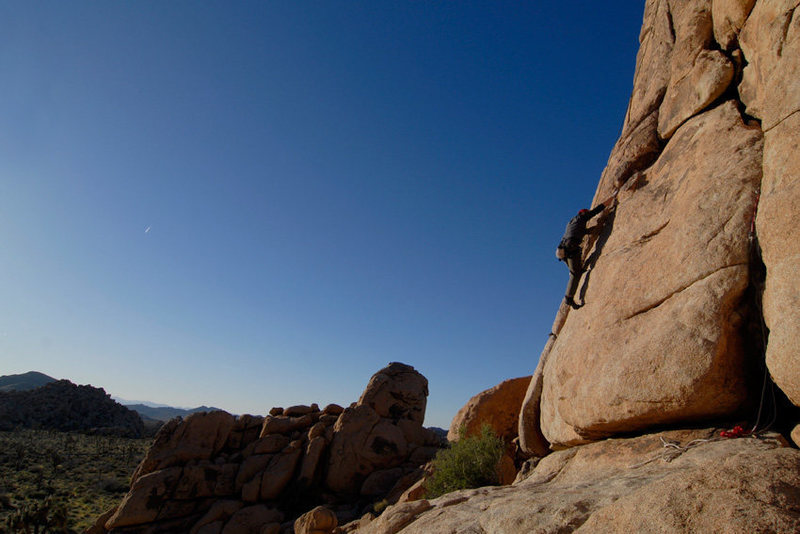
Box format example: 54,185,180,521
0,379,144,437
0,371,56,392
125,403,222,422
0,372,223,423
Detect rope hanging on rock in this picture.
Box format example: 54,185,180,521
746,187,778,435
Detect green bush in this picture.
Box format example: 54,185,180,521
424,424,504,499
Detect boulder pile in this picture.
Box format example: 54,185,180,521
93,363,443,534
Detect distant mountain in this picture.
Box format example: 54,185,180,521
113,397,178,409
1,371,223,427
427,426,448,441
0,371,57,392
125,403,222,422
0,379,145,437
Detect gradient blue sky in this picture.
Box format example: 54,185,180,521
1,2,644,428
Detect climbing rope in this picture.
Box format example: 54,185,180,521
745,187,778,435
627,427,787,471
627,436,720,469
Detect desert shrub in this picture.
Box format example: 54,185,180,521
0,429,150,531
4,496,74,533
424,424,504,499
94,477,127,493
372,499,389,514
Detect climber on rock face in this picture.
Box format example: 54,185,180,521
557,191,618,309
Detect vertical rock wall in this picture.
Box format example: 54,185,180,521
520,0,799,454
740,0,800,407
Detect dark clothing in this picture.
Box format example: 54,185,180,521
558,203,606,302
558,204,605,252
564,254,582,302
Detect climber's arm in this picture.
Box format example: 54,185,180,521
592,190,619,216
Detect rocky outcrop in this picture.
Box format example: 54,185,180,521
355,429,800,533
447,377,530,445
520,0,800,454
325,363,439,496
740,0,800,409
99,363,444,533
358,362,429,424
538,101,762,448
0,380,144,438
294,506,338,534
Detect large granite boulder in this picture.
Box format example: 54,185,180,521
598,0,672,190
358,362,429,424
738,0,800,132
447,376,530,444
325,405,410,494
756,111,800,407
519,0,794,454
294,506,338,534
535,101,762,448
740,0,800,409
132,411,236,481
326,363,434,494
712,0,757,50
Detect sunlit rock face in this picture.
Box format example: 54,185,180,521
447,376,530,444
521,0,800,453
739,0,800,409
358,430,800,534
540,101,762,447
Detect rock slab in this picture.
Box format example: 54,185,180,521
536,101,762,448
357,429,800,533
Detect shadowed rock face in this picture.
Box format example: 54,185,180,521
97,363,444,534
358,362,429,424
520,0,800,454
326,363,434,495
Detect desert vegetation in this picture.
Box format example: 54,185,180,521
0,429,150,533
424,425,505,499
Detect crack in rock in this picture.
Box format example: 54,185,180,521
623,263,747,320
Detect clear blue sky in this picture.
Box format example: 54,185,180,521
1,2,643,428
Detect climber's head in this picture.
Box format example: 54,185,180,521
578,209,589,216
